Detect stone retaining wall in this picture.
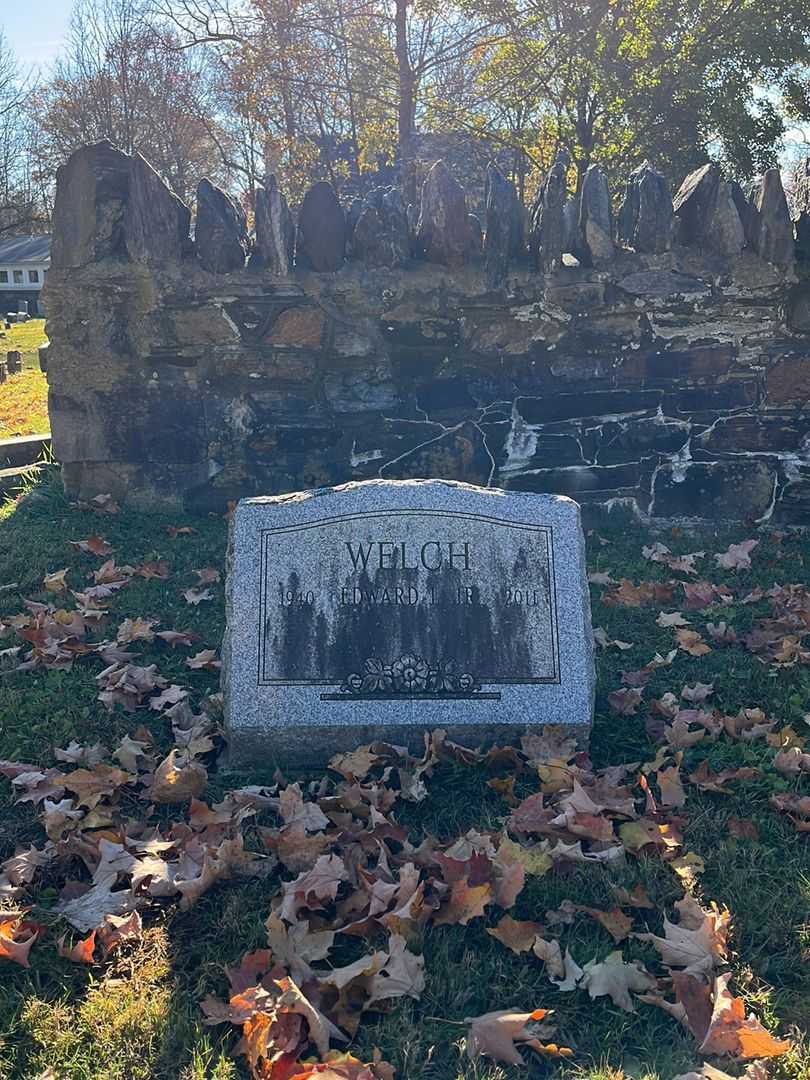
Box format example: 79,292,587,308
42,142,810,523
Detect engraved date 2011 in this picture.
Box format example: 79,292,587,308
504,587,540,605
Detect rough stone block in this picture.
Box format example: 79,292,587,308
616,161,673,254
517,390,662,424
750,169,794,268
694,414,810,453
651,460,776,520
51,141,131,268
252,176,295,275
765,356,810,407
673,163,744,257
265,307,327,349
579,165,614,264
504,462,643,496
125,152,191,264
379,421,492,485
416,161,472,267
296,181,346,272
597,415,691,464
195,178,249,273
672,382,759,415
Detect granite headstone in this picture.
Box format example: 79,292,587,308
223,479,594,766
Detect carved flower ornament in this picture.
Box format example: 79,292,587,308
341,654,480,695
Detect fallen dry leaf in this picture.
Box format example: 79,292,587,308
182,587,213,606
698,973,791,1059
657,611,691,627
57,929,97,964
186,649,221,671
150,750,207,804
54,875,138,933
715,539,759,570
156,629,200,648
0,913,41,966
464,1007,570,1066
634,894,729,976
69,537,113,557
487,915,543,954
676,629,712,657
581,949,657,1011
688,760,760,793
594,627,633,650
97,911,142,957
608,687,644,715
43,569,69,593
194,567,221,584
579,905,633,943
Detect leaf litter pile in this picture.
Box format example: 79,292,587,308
2,496,810,1079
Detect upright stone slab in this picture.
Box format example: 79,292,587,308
51,141,131,269
252,175,294,275
125,152,191,264
196,178,249,273
296,181,346,272
223,479,594,767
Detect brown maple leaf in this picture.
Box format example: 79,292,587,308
116,617,157,644
578,905,633,943
610,882,655,909
96,911,142,957
182,586,213,605
69,536,113,557
657,763,687,807
156,629,200,648
608,687,644,715
581,949,657,1011
486,914,543,954
698,973,791,1059
0,912,42,966
150,750,207,804
57,929,97,964
433,879,492,926
193,566,221,584
81,493,120,515
715,539,759,570
186,649,221,671
62,763,134,809
676,629,711,657
464,1007,569,1066
634,894,730,975
688,760,760,793
279,854,348,922
134,559,170,580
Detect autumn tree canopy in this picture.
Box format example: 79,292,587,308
8,0,810,220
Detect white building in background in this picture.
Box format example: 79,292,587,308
0,236,51,317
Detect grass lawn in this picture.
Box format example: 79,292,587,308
0,470,809,1079
0,320,50,438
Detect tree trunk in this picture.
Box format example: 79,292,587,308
395,0,415,164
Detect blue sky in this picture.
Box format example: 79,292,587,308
2,0,72,68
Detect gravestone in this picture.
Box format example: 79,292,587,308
223,479,594,767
